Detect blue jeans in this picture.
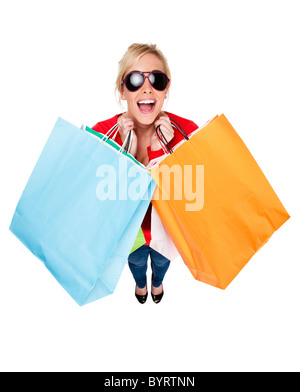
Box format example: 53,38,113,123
128,245,170,289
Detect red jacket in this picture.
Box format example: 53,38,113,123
92,111,199,246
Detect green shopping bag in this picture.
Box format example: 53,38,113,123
130,227,146,253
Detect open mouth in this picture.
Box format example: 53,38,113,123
137,99,156,114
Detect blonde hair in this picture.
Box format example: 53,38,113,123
115,43,171,103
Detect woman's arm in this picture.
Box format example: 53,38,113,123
117,113,138,157
150,112,174,152
146,111,199,162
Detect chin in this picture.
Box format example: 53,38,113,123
135,108,162,126
136,114,156,125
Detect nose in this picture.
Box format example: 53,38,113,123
142,75,153,94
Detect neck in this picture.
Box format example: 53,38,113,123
134,121,155,138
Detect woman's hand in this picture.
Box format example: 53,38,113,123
117,113,138,157
150,112,174,152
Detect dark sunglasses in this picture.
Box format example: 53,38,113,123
122,71,170,92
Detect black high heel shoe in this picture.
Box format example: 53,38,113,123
151,288,164,304
135,286,148,304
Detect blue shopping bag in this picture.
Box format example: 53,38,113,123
9,117,156,305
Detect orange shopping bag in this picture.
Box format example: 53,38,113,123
150,114,290,289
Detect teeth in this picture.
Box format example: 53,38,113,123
138,100,155,104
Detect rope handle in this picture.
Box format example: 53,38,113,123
155,118,189,154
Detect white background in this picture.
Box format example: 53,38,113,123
0,0,299,372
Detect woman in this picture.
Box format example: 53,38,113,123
92,43,198,304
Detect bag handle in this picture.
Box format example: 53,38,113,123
103,124,119,141
103,124,134,153
120,129,133,154
81,124,133,154
156,125,174,154
155,118,189,154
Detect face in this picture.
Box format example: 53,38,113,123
120,53,169,127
